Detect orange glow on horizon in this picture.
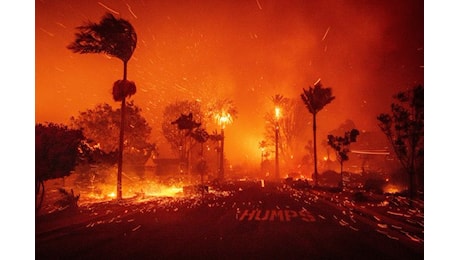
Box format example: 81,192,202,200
36,1,423,166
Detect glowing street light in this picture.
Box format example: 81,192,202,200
275,106,281,120
214,111,233,180
208,99,237,181
274,106,281,180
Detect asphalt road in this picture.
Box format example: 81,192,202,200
36,181,423,259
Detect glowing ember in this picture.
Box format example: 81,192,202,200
76,177,187,204
215,112,233,129
146,186,183,197
384,184,402,194
274,106,281,120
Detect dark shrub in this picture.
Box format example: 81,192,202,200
364,178,385,194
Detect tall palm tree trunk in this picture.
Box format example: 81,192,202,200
275,125,280,180
220,128,225,180
117,61,128,200
313,113,318,187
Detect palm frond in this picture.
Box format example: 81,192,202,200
68,12,137,62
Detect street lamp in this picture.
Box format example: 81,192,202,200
215,112,232,180
274,106,281,180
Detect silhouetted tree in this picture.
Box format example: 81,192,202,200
36,123,85,211
300,80,335,187
207,99,238,180
327,129,360,188
162,100,205,160
329,119,357,137
171,112,202,175
264,96,310,175
171,113,202,132
68,12,137,200
190,127,210,187
190,127,210,144
377,85,424,204
70,102,157,179
323,119,358,171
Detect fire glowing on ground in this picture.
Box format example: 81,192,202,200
82,181,185,203
383,184,404,194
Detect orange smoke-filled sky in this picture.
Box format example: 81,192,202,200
35,0,423,163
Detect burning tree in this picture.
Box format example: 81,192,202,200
327,129,360,188
377,85,424,204
207,99,238,180
70,102,157,181
300,80,335,187
35,123,85,211
68,12,138,200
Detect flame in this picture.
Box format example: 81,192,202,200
145,185,183,197
384,184,401,194
78,178,186,204
275,106,281,120
215,112,233,129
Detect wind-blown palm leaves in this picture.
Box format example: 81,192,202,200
207,99,238,180
207,99,238,129
300,80,335,115
271,94,289,110
67,13,137,63
68,12,137,200
300,80,335,187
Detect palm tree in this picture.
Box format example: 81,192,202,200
300,80,335,187
271,94,288,180
68,12,137,200
207,99,238,180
